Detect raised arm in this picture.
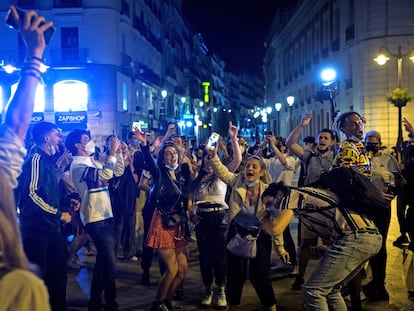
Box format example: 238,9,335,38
285,113,312,159
267,135,287,165
227,121,242,172
5,6,53,141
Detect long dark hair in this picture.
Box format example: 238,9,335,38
156,141,180,167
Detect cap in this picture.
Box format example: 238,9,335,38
303,136,315,144
365,130,381,141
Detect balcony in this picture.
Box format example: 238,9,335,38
53,0,82,8
49,48,89,67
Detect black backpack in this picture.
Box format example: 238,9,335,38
310,166,388,223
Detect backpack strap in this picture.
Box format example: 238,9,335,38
293,187,359,232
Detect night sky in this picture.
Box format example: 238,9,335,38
181,0,298,77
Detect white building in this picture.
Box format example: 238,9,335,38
264,0,414,149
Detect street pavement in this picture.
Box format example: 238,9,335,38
67,199,414,311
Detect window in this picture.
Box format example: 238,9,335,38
61,27,79,62
11,83,44,112
53,80,88,112
122,83,128,112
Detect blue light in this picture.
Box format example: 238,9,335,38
320,68,337,84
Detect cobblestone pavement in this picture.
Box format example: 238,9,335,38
67,201,414,311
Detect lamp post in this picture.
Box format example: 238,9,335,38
286,96,295,132
275,102,282,135
160,89,167,122
319,68,338,123
374,45,414,152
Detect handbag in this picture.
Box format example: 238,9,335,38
226,211,262,259
159,209,188,229
226,232,258,258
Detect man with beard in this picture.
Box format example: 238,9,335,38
286,113,336,290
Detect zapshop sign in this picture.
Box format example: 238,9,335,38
55,111,88,131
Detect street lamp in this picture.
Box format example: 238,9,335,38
318,68,338,123
286,96,295,132
275,102,282,134
286,96,295,106
374,45,414,152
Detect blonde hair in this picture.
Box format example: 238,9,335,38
0,168,30,270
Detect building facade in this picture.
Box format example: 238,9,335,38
264,0,414,149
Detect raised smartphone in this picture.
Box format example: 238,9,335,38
6,7,55,45
206,132,220,151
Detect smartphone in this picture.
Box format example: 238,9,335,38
265,131,273,136
206,132,220,151
6,7,55,45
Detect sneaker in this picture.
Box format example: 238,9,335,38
291,275,304,290
201,290,213,308
393,235,410,247
214,287,227,310
129,256,138,262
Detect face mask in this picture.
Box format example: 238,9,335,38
245,180,260,187
365,144,379,154
165,164,179,171
85,140,96,156
202,167,213,174
48,144,57,155
317,148,329,154
348,135,363,143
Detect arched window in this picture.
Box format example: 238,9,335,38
53,80,88,112
11,82,45,112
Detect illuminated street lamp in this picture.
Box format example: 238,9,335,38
286,95,295,106
275,102,282,134
317,68,338,122
374,45,414,152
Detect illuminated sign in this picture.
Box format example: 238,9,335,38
202,81,210,103
132,120,148,131
55,111,88,131
31,112,44,124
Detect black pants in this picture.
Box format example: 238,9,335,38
226,225,276,307
195,211,227,288
369,205,392,289
22,227,68,311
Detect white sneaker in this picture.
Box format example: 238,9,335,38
201,290,213,308
214,287,227,310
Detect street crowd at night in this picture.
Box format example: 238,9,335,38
2,2,414,311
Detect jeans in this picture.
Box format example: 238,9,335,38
86,219,117,308
195,211,227,288
302,230,382,311
226,224,276,307
21,228,67,311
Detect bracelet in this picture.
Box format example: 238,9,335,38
21,71,41,82
22,65,42,74
25,55,44,63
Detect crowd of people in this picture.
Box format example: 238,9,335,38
1,5,414,311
